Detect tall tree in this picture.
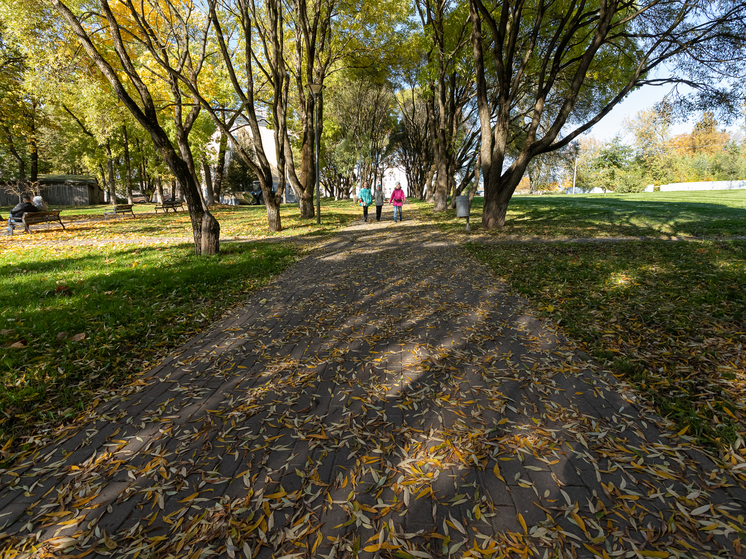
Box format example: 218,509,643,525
282,0,409,218
48,0,221,254
392,85,433,200
0,24,44,183
416,0,476,210
468,0,746,228
625,102,674,183
204,0,290,231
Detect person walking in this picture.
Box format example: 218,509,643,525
359,181,373,222
389,182,406,222
373,184,385,221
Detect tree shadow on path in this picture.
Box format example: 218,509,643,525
1,221,744,558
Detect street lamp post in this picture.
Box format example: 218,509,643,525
309,83,323,224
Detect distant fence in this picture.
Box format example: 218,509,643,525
0,189,21,206
644,180,746,192
0,178,104,207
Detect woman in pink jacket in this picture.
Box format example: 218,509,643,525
389,182,406,222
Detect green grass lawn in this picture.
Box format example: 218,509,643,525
0,200,365,447
3,191,746,452
0,199,362,243
469,240,746,449
461,190,746,450
0,241,298,448
418,189,746,238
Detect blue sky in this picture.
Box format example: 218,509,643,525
588,84,693,142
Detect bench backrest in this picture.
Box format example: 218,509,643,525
24,211,61,223
115,204,133,210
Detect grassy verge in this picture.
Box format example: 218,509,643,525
419,190,746,238
0,199,361,244
0,241,297,443
468,240,746,450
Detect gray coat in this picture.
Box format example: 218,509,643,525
373,189,385,206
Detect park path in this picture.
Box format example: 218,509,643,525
1,215,745,558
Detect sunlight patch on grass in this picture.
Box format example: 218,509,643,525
469,239,746,450
0,241,297,441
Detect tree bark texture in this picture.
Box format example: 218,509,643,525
213,132,227,200
202,154,215,206
156,176,164,204
105,140,116,205
122,125,134,204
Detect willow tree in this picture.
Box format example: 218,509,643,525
202,0,291,232
282,0,409,219
0,24,44,184
469,0,746,228
47,0,221,254
415,0,479,211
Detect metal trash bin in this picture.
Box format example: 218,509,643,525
455,195,471,230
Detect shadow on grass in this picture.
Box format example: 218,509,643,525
0,241,297,432
425,195,746,238
468,238,746,447
0,222,734,558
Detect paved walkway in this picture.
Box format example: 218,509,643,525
2,217,745,558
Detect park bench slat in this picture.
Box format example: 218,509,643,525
154,201,184,213
3,210,65,235
103,204,135,220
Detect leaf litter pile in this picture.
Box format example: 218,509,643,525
1,224,745,559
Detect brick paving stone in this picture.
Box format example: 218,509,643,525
2,222,744,558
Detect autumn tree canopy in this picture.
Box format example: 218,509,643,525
0,0,744,242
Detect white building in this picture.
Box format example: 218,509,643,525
205,116,297,205
356,166,410,199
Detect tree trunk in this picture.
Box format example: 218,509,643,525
28,105,38,182
2,126,26,182
265,194,282,232
470,152,480,209
160,149,220,255
29,140,38,183
170,180,176,201
202,154,215,206
449,183,462,209
135,137,145,194
122,125,134,204
213,132,227,199
156,175,164,203
432,158,449,210
297,98,316,219
98,164,106,202
105,140,116,205
482,166,525,229
299,193,314,218
201,210,220,254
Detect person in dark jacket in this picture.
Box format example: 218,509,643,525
7,195,39,234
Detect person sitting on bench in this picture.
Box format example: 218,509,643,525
7,195,39,235
33,195,48,211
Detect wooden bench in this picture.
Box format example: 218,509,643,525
4,211,65,235
103,204,135,220
154,200,184,213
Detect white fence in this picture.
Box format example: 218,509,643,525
644,180,746,192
